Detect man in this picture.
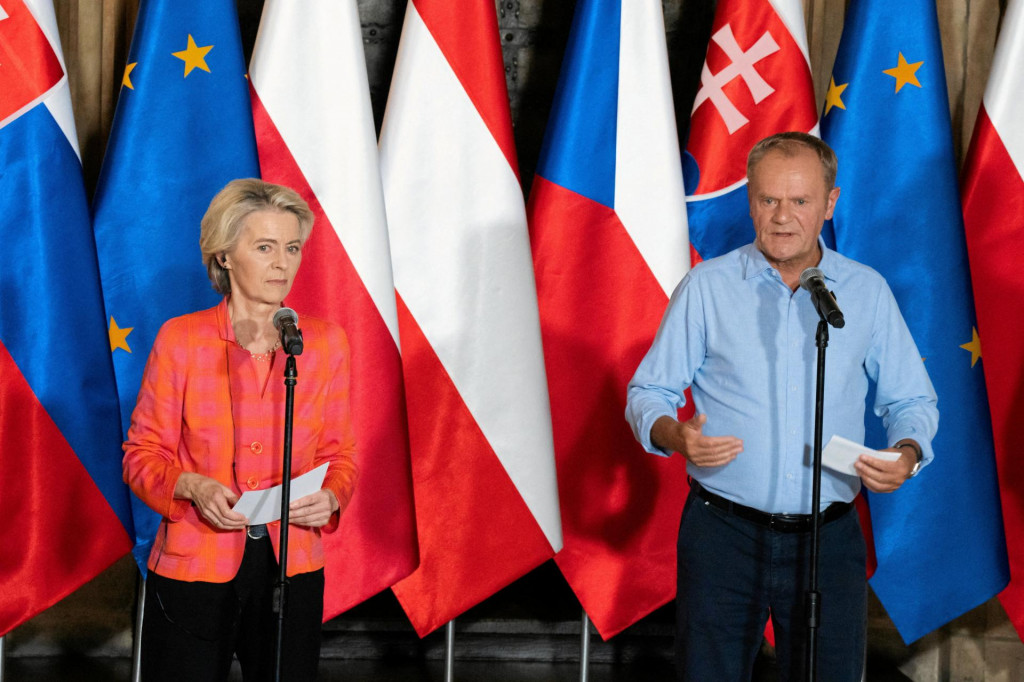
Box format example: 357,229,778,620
626,132,937,680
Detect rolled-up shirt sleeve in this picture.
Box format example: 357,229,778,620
626,272,706,457
866,285,939,467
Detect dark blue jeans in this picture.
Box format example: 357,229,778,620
676,487,867,681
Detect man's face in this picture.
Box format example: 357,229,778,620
748,148,840,273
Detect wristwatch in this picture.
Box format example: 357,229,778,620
896,440,924,477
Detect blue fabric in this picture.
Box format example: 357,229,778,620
676,487,866,681
534,0,620,208
820,0,1008,641
1,103,131,534
626,241,938,514
92,0,260,569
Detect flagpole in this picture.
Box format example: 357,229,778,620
579,610,590,682
0,633,7,681
444,619,455,682
131,577,145,682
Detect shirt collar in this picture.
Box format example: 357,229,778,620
740,236,840,284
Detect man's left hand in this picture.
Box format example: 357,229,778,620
855,448,916,493
288,489,340,528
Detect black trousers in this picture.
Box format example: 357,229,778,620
141,535,324,682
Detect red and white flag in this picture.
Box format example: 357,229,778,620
962,0,1024,639
249,0,418,618
380,0,562,636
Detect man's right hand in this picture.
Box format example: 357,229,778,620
651,414,743,467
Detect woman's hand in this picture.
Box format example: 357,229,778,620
175,472,248,530
289,489,339,528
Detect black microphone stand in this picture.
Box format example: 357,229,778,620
805,317,828,682
274,342,301,682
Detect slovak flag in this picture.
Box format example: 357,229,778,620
528,0,691,638
962,0,1024,640
684,0,817,262
381,0,562,636
0,0,132,634
248,0,418,619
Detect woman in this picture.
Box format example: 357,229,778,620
123,179,357,681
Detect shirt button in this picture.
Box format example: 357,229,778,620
790,385,798,392
250,441,263,454
786,473,794,480
246,476,259,490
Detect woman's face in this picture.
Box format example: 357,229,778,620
222,209,303,307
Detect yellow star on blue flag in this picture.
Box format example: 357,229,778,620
92,0,259,571
820,0,1007,645
172,34,213,77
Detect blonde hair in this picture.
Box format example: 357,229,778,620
199,178,314,295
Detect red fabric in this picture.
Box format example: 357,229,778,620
0,0,63,122
962,105,1024,637
122,301,358,582
390,296,554,637
528,176,690,638
411,0,519,177
251,91,418,618
687,0,817,195
0,343,131,635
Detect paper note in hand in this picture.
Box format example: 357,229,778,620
822,435,900,476
232,463,330,525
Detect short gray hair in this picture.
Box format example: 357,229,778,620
747,132,838,191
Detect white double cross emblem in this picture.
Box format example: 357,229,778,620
0,2,8,21
693,24,780,134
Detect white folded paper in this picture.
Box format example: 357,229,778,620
232,463,329,525
821,435,900,476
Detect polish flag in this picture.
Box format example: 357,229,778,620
527,0,690,638
380,0,562,636
962,0,1024,640
249,0,418,618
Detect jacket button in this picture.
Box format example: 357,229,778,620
250,441,263,454
247,476,259,490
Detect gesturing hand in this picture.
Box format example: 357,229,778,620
651,414,743,467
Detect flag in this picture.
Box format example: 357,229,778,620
684,0,817,262
249,0,418,618
92,0,260,568
962,0,1024,640
821,0,1008,642
528,0,690,638
380,0,562,636
0,0,132,634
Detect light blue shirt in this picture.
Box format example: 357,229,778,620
626,241,938,514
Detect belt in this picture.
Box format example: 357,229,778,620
694,483,853,533
247,524,268,539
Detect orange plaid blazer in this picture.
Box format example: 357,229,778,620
123,299,357,582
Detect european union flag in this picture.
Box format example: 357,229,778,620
821,0,1009,642
92,0,260,568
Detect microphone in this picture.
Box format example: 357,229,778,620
273,307,304,355
799,268,845,328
